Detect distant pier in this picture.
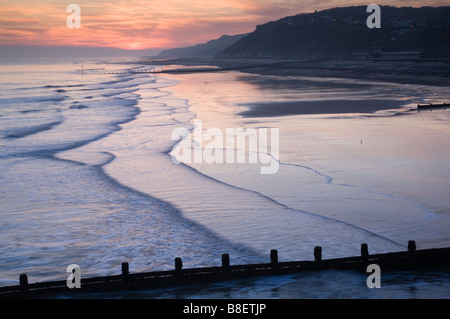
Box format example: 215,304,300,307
1,240,449,298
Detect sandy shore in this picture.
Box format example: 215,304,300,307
138,57,449,116
153,60,450,253
140,57,450,87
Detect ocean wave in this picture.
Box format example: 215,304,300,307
0,95,67,105
5,120,63,139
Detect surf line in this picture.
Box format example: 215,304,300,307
170,119,280,174
281,161,437,217
165,150,404,248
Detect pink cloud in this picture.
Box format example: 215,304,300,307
0,0,448,49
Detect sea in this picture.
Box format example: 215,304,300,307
0,56,449,298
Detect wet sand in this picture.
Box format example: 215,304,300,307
141,57,450,87
157,66,450,251
238,99,407,117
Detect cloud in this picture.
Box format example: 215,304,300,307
0,0,448,49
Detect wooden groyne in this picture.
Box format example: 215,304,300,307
417,103,448,110
1,240,449,298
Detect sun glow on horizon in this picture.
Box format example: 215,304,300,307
0,0,448,51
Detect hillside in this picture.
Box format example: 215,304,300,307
156,34,248,58
217,6,450,60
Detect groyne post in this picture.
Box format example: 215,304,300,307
222,254,230,270
361,243,369,259
408,240,416,252
121,262,129,280
314,246,322,262
270,249,279,272
270,249,278,264
407,240,417,263
175,257,183,272
19,274,28,292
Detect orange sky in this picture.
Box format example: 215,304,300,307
0,0,447,50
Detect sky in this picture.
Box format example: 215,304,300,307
0,0,448,54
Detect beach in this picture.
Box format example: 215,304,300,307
1,57,450,298
159,64,450,252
